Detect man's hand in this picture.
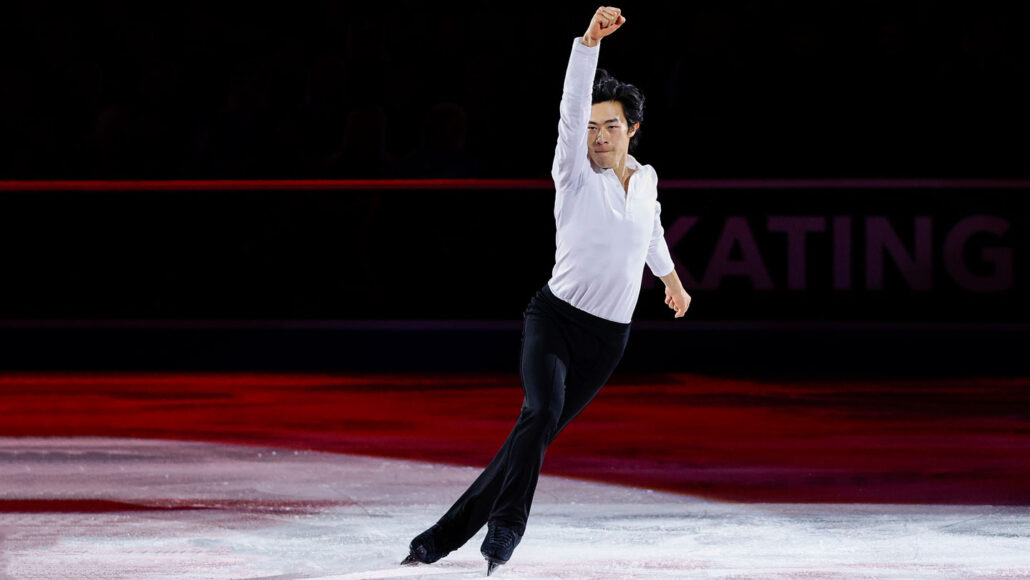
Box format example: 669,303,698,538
664,286,691,318
582,6,626,47
659,269,691,318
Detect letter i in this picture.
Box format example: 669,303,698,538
833,216,852,290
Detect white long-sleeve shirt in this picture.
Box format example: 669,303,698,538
546,38,676,324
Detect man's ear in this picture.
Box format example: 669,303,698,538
628,122,640,138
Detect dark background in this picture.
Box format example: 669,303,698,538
1,1,1027,373
2,1,1029,180
1,186,1025,322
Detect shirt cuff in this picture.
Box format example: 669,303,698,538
572,37,600,53
647,248,676,279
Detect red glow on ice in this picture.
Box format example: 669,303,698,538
2,371,1028,504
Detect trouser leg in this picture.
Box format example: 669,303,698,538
485,311,569,532
550,323,630,442
433,303,569,547
432,291,630,546
488,307,630,533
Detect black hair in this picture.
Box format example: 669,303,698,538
592,68,645,152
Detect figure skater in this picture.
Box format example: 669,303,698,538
402,6,690,575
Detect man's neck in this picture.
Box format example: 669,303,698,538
611,157,631,184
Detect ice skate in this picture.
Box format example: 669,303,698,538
480,521,521,575
400,523,451,566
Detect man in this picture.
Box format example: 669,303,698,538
402,6,690,575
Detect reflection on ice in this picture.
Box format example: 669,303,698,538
1,438,1028,579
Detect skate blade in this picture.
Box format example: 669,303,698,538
400,554,421,566
486,559,502,576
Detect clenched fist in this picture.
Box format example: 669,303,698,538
582,6,626,47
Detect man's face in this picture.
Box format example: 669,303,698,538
587,100,638,169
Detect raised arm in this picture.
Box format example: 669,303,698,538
552,7,626,192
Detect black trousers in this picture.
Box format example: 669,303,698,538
433,283,631,550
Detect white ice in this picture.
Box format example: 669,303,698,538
1,437,1028,579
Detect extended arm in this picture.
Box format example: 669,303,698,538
552,7,626,192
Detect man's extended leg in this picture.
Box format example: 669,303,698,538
429,300,570,549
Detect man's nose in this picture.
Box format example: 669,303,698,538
594,129,607,144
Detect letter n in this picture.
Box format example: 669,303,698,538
865,217,933,291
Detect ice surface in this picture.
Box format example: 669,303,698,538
1,437,1028,579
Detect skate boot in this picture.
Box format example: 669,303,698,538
480,521,522,576
400,523,451,566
